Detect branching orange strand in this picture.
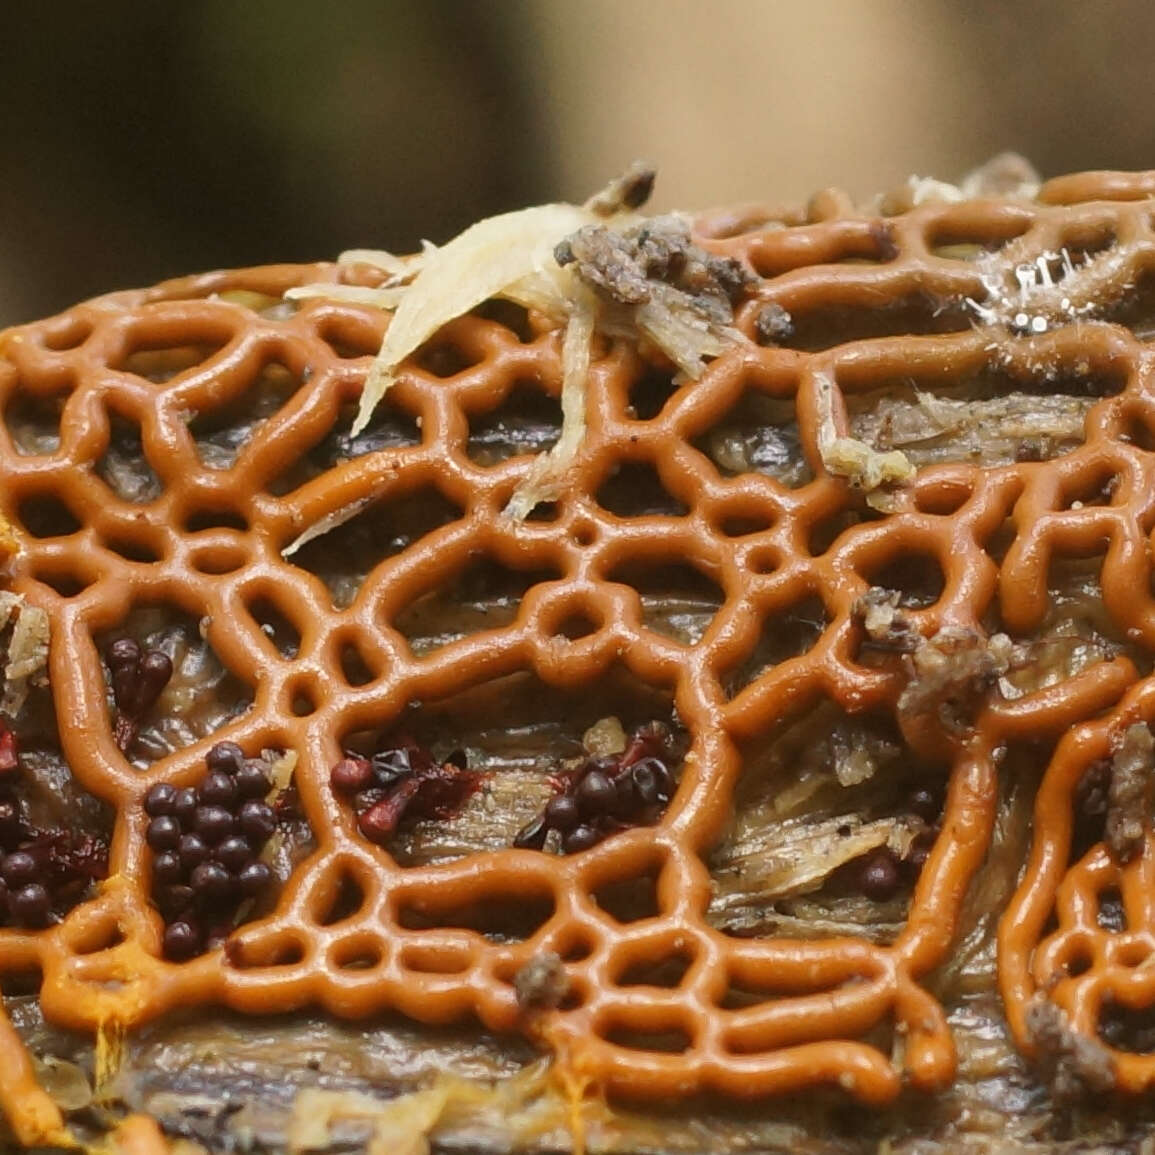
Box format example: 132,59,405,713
1,170,1155,1140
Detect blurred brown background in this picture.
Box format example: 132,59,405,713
2,0,1153,323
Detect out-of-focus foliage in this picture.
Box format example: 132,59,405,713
0,1,544,321
4,0,1155,322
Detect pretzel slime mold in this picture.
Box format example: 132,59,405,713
6,160,1155,1150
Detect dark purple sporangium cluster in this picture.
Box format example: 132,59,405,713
330,737,481,845
0,725,108,927
106,638,173,751
514,722,681,855
145,740,280,960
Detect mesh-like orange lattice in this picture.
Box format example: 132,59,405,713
3,170,1155,1144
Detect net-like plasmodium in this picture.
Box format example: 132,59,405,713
2,169,1155,1143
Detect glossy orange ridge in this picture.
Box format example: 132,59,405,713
1,169,1155,1143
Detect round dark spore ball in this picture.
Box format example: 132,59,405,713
107,638,141,671
206,742,245,776
194,806,235,845
190,861,233,901
576,771,615,817
2,851,39,889
136,650,174,698
563,825,600,854
164,920,201,960
146,815,181,851
908,788,941,823
172,787,198,825
144,782,177,817
199,771,238,808
178,832,210,870
11,883,50,926
235,760,271,799
237,860,272,897
153,850,183,885
238,800,275,843
216,836,252,872
858,849,902,902
544,795,580,832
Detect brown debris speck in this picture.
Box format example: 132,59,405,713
898,626,1015,735
754,302,794,346
1105,722,1155,864
556,214,756,324
1026,998,1116,1102
853,587,921,653
514,951,569,1012
583,160,657,217
868,219,899,262
555,226,652,306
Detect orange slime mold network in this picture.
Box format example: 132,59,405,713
1,167,1155,1144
